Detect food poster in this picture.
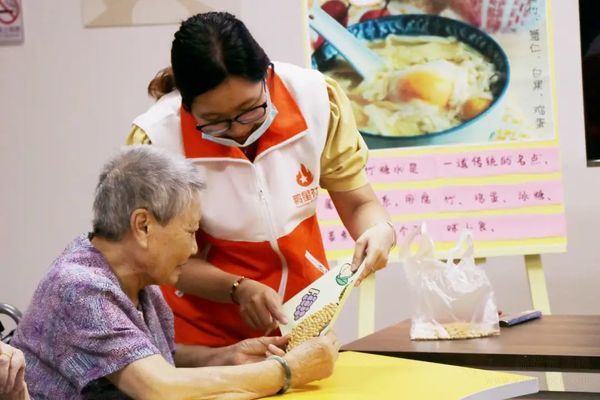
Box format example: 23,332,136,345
280,259,366,349
308,0,566,258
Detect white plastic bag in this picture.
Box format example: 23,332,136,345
402,225,500,340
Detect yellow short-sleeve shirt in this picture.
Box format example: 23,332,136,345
126,76,368,192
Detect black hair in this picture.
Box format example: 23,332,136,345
148,12,270,110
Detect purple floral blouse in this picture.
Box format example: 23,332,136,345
12,235,176,399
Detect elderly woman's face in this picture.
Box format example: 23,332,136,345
145,199,201,286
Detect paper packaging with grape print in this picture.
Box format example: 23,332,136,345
279,258,367,337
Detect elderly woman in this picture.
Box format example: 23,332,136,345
11,146,338,399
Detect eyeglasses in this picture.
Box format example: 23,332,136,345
196,81,268,136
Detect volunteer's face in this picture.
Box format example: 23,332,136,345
191,76,267,144
145,199,201,286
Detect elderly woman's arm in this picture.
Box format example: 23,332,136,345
173,336,288,367
108,334,338,400
110,355,283,399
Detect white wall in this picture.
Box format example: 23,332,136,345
1,0,598,392
0,0,305,308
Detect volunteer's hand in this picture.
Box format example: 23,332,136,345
235,279,289,332
351,221,396,287
227,336,288,365
0,341,29,399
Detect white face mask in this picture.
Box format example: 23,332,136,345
201,89,278,148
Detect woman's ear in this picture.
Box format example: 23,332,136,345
131,208,151,248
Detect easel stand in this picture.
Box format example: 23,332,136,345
525,254,564,391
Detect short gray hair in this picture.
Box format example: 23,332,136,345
92,145,205,240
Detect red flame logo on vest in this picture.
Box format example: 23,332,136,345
296,164,314,187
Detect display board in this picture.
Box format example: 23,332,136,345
307,0,565,258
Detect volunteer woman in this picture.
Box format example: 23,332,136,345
128,11,395,346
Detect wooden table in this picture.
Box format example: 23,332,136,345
342,315,600,373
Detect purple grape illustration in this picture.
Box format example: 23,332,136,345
293,288,320,321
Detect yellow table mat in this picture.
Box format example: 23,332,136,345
274,351,538,400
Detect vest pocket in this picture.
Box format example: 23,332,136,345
305,250,327,274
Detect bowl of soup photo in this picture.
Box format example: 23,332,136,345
312,14,510,149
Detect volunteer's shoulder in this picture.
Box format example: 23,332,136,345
272,61,326,86
133,90,182,131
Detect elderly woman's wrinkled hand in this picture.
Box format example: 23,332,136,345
352,221,396,287
0,342,29,399
228,336,288,365
236,279,288,332
284,331,339,388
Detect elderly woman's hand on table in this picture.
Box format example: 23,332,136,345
109,331,340,398
0,342,29,400
284,331,340,387
225,332,340,391
228,335,287,364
